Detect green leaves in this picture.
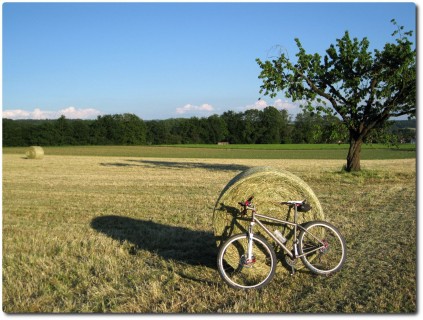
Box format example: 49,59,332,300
257,20,416,135
257,19,415,171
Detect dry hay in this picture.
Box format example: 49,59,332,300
213,166,324,251
25,146,44,159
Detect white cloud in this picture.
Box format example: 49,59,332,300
2,109,31,119
59,107,102,119
2,107,102,120
245,99,268,110
242,99,301,115
176,103,214,115
273,99,298,110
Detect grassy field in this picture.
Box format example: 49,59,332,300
2,143,417,159
2,148,416,313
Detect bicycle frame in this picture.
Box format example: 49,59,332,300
218,200,346,288
246,204,320,260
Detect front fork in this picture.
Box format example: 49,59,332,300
246,222,255,262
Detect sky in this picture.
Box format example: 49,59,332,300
2,1,417,120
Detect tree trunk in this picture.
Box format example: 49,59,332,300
346,136,363,172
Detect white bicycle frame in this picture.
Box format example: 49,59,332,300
245,201,324,260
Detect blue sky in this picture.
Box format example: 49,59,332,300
2,1,417,120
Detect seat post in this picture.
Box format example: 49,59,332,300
293,204,298,224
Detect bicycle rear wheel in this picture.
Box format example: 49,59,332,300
217,233,276,289
298,221,346,275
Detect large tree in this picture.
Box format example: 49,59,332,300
256,20,416,171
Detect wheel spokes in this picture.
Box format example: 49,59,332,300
220,236,274,288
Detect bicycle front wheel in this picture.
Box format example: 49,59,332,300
217,233,276,289
298,221,346,275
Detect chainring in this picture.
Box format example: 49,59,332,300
285,255,298,267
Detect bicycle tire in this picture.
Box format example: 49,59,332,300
217,233,276,289
298,221,346,275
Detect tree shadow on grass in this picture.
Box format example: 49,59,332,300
100,160,249,172
136,160,250,172
90,215,217,269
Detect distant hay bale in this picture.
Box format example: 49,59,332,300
25,146,44,159
213,166,324,249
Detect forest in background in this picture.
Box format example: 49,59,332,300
2,107,416,147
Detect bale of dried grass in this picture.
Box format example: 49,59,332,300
213,166,324,250
25,146,44,159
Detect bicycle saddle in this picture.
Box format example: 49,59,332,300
280,200,312,212
297,202,311,212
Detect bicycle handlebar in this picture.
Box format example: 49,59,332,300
238,195,254,208
238,196,254,214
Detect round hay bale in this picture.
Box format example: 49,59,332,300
213,166,324,251
25,146,44,159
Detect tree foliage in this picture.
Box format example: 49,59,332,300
3,108,413,147
256,20,416,171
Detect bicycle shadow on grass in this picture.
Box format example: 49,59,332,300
90,215,217,269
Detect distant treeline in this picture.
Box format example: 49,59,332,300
2,107,416,147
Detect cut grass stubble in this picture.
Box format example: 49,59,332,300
2,154,416,313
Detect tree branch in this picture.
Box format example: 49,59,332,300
296,69,351,121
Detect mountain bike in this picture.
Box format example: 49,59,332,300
217,196,346,289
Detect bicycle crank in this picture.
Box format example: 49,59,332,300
284,255,296,266
285,255,298,275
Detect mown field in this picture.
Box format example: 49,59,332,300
2,146,416,313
